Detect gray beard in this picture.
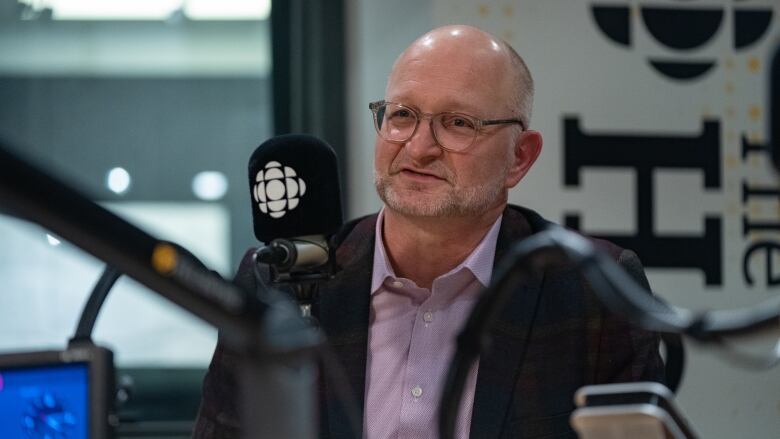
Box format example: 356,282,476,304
374,171,508,217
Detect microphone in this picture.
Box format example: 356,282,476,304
248,134,343,282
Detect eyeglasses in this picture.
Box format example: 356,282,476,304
369,100,525,152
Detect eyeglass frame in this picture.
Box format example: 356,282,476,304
368,100,526,153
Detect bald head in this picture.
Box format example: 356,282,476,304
388,25,534,127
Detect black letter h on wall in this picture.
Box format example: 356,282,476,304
563,117,722,286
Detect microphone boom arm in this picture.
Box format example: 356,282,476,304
0,140,321,358
438,225,780,439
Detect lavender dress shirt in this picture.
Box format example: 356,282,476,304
193,205,664,439
364,209,503,439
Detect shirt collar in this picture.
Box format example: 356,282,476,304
370,207,503,294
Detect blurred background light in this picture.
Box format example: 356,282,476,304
106,167,131,195
26,0,181,20
184,0,271,21
45,234,61,246
17,0,271,21
192,171,229,201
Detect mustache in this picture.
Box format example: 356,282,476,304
389,160,454,182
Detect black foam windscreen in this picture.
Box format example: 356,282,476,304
248,134,343,242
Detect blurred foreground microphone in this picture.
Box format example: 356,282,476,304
249,134,343,284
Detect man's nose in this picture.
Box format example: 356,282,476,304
404,117,443,161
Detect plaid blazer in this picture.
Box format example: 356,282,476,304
193,205,664,439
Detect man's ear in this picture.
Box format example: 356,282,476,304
505,129,543,188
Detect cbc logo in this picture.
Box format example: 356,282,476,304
591,1,773,81
253,161,307,219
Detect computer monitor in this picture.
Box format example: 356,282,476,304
0,345,114,439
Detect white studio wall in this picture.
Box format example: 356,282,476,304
0,203,229,366
347,0,780,437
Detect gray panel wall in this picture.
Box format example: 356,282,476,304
0,76,272,265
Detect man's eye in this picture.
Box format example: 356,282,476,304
443,116,475,129
392,109,412,118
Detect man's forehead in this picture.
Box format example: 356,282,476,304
385,92,485,115
386,53,512,114
406,25,504,56
395,40,503,72
387,58,477,90
389,32,511,86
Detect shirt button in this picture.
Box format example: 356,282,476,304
423,311,433,323
411,385,423,398
392,280,404,288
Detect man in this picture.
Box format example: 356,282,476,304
195,25,663,438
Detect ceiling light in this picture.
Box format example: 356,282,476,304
192,171,229,201
185,0,271,21
17,0,270,21
106,167,131,195
46,234,61,246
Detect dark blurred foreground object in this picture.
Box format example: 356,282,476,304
114,367,205,438
572,382,697,439
439,224,780,439
0,139,323,438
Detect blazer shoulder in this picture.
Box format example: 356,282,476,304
505,203,633,261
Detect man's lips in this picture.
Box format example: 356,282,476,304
397,168,446,181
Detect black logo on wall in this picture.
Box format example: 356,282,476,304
741,136,780,286
591,1,773,81
564,117,723,285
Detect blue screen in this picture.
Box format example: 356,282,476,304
0,363,88,438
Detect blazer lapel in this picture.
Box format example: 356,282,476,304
470,207,546,439
316,215,377,439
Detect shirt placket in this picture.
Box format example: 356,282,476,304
398,287,441,439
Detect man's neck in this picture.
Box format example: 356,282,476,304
381,203,506,289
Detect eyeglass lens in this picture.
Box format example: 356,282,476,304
374,103,476,151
